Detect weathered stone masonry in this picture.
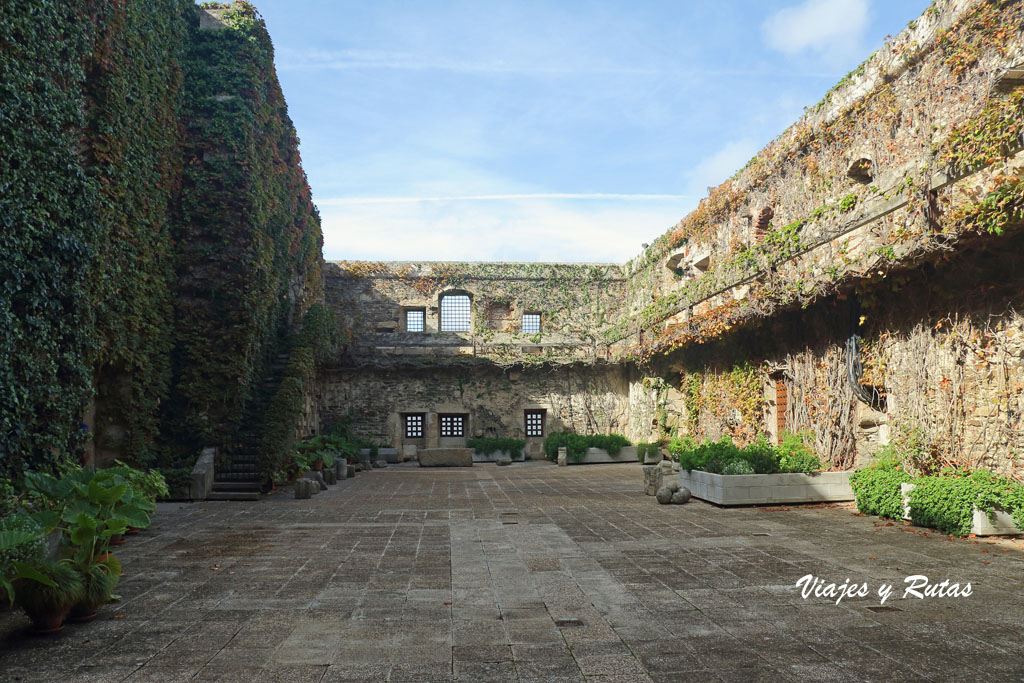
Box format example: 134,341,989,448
321,0,1024,477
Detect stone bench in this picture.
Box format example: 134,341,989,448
418,448,473,467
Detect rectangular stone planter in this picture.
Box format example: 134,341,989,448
379,447,400,464
472,449,526,463
419,448,473,467
679,469,854,505
569,446,638,464
900,483,1022,535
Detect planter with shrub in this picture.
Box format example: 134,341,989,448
672,432,851,505
542,433,635,464
468,438,526,462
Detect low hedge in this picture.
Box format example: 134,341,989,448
849,457,913,520
670,432,821,475
543,432,631,463
851,460,1024,536
467,438,525,459
908,470,1024,536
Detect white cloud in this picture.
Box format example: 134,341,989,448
762,0,870,66
317,197,694,264
684,139,761,197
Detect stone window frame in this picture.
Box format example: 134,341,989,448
439,292,472,332
522,312,541,335
405,413,425,438
439,413,465,437
525,409,545,437
404,307,426,333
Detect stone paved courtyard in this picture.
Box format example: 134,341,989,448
2,461,1023,682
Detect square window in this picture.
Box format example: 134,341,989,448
440,295,471,332
405,413,424,438
439,414,465,437
406,309,425,332
525,409,545,437
522,313,541,334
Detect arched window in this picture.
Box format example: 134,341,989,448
440,294,471,332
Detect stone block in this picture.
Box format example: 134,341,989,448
418,448,473,467
495,455,512,466
557,447,567,467
379,448,400,464
190,447,216,501
373,459,387,468
324,469,337,485
643,465,662,495
403,445,418,462
346,464,356,478
295,479,313,499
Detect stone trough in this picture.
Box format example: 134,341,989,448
418,448,473,467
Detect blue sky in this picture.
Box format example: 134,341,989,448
249,0,929,263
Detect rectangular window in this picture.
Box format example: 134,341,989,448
406,309,425,332
525,409,545,437
522,313,541,334
405,413,424,438
439,414,465,437
440,295,471,332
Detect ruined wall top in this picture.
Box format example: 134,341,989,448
323,260,626,367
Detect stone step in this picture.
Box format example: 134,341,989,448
205,491,261,502
211,481,261,491
214,472,261,482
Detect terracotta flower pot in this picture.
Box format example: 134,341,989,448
29,608,71,634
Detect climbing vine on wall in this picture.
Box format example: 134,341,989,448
163,1,323,465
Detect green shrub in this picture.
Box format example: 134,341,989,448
909,469,1024,536
543,432,631,463
722,460,755,475
467,438,525,459
0,514,47,585
850,455,913,519
672,433,821,475
776,431,822,473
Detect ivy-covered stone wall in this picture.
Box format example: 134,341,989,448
1,1,322,485
616,0,1024,475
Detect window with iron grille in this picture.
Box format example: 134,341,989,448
525,409,545,437
405,413,424,438
522,313,541,334
439,414,465,437
440,294,471,332
406,309,425,332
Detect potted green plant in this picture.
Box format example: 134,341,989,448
12,559,84,633
67,555,120,623
112,462,169,533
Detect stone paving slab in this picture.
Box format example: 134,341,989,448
2,461,1023,682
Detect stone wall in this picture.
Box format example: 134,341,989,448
320,363,630,458
317,0,1024,478
325,261,625,366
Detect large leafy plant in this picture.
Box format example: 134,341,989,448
25,468,153,567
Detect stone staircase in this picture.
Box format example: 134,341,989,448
208,352,290,501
